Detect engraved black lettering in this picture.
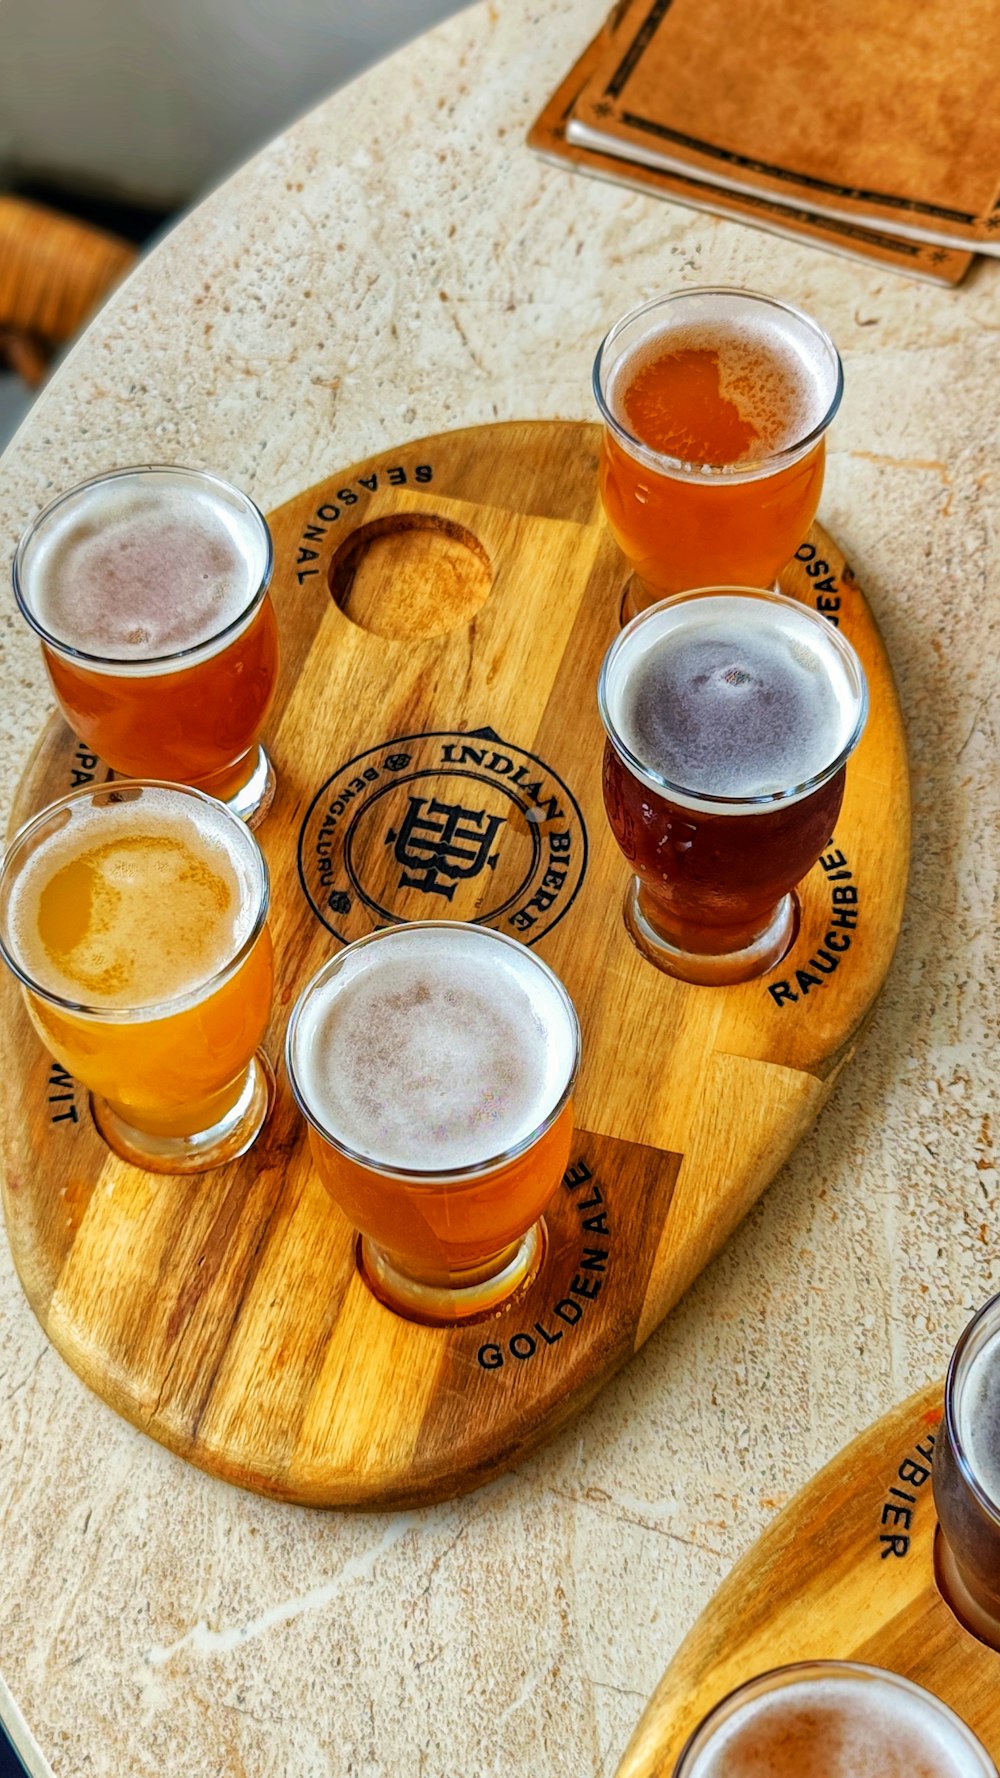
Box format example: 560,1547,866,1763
795,969,822,994
388,467,407,485
478,1343,504,1370
563,1160,593,1191
534,1321,563,1346
582,1211,610,1236
510,1333,536,1360
570,1272,602,1301
553,1298,582,1326
579,1246,608,1272
880,1533,909,1559
768,980,798,1006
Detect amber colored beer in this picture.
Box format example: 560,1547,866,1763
933,1293,1000,1650
285,922,580,1324
0,780,274,1172
594,288,842,611
672,1664,996,1778
13,465,278,824
598,587,868,983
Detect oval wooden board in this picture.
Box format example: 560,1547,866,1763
0,421,910,1508
615,1383,1000,1776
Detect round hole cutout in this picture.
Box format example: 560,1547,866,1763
329,514,492,640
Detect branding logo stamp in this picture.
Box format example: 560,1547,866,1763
298,727,588,944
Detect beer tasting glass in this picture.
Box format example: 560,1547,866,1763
670,1661,997,1778
933,1291,1000,1650
13,465,279,826
593,287,843,615
286,921,581,1324
0,779,275,1172
598,586,868,984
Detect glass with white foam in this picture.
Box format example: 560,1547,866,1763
13,465,278,826
672,1662,996,1778
598,586,868,984
285,921,581,1324
934,1292,1000,1649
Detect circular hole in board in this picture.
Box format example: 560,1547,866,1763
328,513,493,640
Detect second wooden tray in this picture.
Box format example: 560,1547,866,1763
0,421,910,1506
615,1384,1000,1776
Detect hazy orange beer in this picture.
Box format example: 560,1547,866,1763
593,288,843,612
669,1662,996,1778
0,780,274,1172
286,922,581,1324
13,465,279,825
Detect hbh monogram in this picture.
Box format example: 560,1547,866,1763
386,796,505,900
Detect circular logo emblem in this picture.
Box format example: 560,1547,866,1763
298,727,588,945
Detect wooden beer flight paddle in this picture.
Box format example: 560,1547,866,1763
0,420,909,1506
614,1383,1000,1777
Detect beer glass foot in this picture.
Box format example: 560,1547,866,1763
624,881,797,985
225,745,276,830
933,1527,1000,1653
91,1048,276,1174
358,1220,546,1326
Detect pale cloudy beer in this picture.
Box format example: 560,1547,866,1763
598,586,868,983
594,288,843,613
672,1663,997,1778
13,466,278,824
934,1293,1000,1649
0,780,274,1172
286,922,580,1323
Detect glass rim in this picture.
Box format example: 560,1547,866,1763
12,463,274,675
597,585,869,813
285,919,582,1183
945,1289,1000,1532
593,285,844,483
672,1660,998,1777
0,778,270,1022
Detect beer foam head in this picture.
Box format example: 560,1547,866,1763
289,925,579,1174
683,1670,995,1778
957,1320,1000,1513
2,786,263,1012
601,289,841,474
16,467,271,665
601,591,865,809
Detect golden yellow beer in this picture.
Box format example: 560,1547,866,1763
0,780,274,1172
286,922,581,1324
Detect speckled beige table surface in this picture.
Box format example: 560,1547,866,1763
0,4,997,1774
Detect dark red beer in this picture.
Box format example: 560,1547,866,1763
933,1293,1000,1650
597,587,867,983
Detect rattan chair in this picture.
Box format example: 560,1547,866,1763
0,195,135,384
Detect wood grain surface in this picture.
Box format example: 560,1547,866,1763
615,1383,1000,1776
0,421,910,1507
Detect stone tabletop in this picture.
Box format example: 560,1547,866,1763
0,3,997,1774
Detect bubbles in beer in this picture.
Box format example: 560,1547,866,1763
958,1325,1000,1511
686,1675,989,1778
606,594,859,806
24,471,269,661
7,789,259,1010
291,927,577,1173
608,307,832,468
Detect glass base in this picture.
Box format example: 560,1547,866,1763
624,880,797,985
90,1048,275,1174
358,1220,545,1326
223,743,275,830
934,1528,1000,1653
